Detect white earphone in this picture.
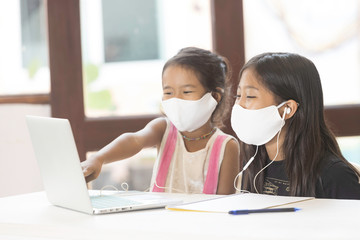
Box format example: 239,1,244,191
285,107,291,114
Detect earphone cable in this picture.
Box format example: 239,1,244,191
253,108,287,193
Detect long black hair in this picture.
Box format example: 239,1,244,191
240,52,360,196
162,47,232,128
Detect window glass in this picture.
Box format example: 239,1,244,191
0,0,49,95
243,0,360,106
243,0,360,168
102,0,159,62
337,136,360,165
81,0,212,190
80,0,212,117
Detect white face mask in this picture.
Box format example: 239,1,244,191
161,92,218,132
231,102,287,146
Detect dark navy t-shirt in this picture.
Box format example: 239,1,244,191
262,154,360,199
263,160,290,196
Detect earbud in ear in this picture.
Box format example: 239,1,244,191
286,107,291,114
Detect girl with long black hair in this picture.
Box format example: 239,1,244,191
232,52,360,199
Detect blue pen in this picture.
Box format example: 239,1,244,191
228,207,301,215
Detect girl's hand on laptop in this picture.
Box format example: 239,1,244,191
81,155,104,183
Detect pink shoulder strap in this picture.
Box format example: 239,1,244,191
152,123,177,192
152,124,228,194
202,135,228,194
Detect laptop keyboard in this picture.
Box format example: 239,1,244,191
90,195,141,209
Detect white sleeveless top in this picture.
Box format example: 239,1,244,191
150,119,235,194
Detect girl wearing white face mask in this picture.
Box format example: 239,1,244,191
81,47,240,195
232,52,360,199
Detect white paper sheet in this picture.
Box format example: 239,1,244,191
167,193,313,213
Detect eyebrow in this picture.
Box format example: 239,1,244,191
238,85,259,91
181,84,197,88
163,84,197,89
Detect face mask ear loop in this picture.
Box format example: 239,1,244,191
253,110,287,194
276,101,288,109
234,145,258,192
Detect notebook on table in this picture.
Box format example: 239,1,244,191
26,115,181,215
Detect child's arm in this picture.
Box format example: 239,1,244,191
81,117,167,183
216,139,240,194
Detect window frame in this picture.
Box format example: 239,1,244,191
1,0,358,161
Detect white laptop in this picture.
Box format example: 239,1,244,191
26,115,181,215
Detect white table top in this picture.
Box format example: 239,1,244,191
0,191,359,240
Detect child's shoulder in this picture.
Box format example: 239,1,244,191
214,128,239,143
320,153,356,181
212,128,239,151
212,129,240,167
144,117,168,136
151,116,167,126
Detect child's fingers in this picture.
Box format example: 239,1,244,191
82,166,93,177
85,172,97,183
